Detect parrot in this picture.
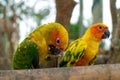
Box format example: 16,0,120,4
59,23,110,67
12,22,69,69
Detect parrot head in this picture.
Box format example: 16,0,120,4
84,23,110,42
45,23,69,55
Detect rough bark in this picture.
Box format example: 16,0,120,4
0,64,120,80
55,0,76,30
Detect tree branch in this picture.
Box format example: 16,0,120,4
0,64,120,80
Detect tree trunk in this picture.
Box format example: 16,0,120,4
92,0,103,23
55,0,76,30
110,0,117,39
0,35,11,70
78,0,84,37
0,5,19,70
107,0,120,63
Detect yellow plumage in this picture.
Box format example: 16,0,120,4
12,22,68,69
59,23,110,67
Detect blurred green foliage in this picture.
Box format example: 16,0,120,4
69,23,88,40
69,23,79,40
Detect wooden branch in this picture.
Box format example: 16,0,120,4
0,64,120,80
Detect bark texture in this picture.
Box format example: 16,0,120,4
55,0,76,30
0,64,120,80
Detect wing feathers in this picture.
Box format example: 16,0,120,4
59,39,87,67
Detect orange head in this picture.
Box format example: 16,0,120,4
43,23,69,55
83,23,110,42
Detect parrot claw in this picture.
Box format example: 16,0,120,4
56,53,62,57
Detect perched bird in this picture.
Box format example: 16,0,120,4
59,23,110,67
12,22,68,69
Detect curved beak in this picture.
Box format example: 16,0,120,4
49,45,61,55
102,29,110,39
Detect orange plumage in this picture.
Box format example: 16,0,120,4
12,23,69,69
59,23,110,67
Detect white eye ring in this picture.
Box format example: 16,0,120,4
56,38,60,45
98,26,103,30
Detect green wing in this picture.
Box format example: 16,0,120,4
12,39,39,69
59,39,87,67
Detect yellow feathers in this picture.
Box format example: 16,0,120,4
59,23,110,67
12,22,69,69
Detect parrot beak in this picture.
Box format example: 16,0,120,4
102,29,110,39
49,45,62,55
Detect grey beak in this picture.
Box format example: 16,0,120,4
49,45,61,55
102,29,110,39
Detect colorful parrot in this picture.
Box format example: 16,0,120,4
59,23,110,67
12,22,68,69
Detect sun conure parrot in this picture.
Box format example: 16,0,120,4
59,23,110,67
12,22,69,69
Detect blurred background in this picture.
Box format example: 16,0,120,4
0,0,120,70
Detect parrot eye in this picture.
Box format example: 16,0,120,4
98,26,103,30
56,38,60,45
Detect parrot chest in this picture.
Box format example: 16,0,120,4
31,35,59,68
75,43,98,66
31,36,51,68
